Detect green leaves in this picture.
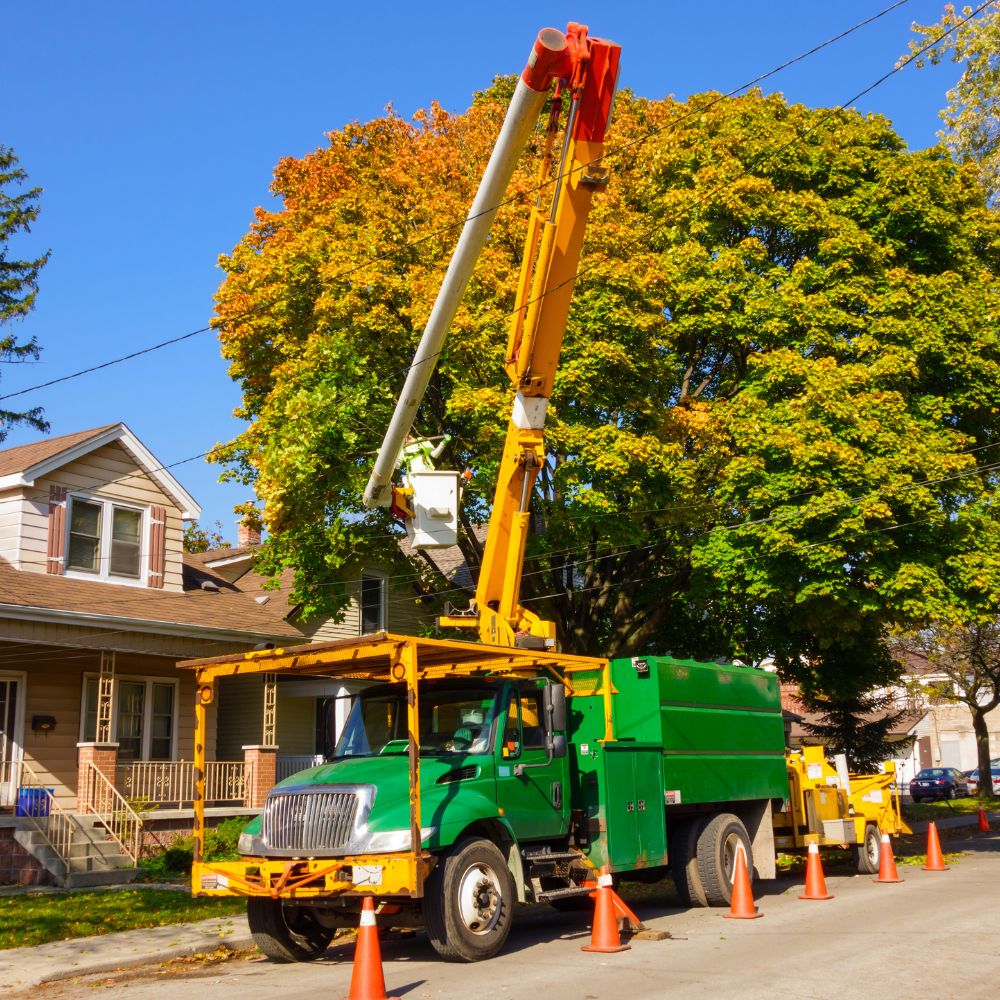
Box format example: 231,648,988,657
213,87,1000,673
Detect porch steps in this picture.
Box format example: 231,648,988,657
13,823,138,889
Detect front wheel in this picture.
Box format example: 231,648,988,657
852,822,881,875
246,898,334,962
423,838,515,962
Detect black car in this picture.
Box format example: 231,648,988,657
909,767,970,801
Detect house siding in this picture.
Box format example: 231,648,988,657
20,442,185,592
7,651,215,808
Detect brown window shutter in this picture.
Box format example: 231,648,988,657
46,485,68,574
147,505,166,588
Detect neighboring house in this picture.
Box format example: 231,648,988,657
187,533,433,780
889,650,1000,781
0,424,304,885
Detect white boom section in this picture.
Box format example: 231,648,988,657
362,37,566,507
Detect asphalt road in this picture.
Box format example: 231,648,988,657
31,829,1000,1000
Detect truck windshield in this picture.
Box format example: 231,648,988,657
333,686,500,758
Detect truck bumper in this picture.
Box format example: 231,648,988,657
191,853,435,899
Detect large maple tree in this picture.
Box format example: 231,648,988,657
212,83,1000,685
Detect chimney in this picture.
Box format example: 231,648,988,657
237,519,262,548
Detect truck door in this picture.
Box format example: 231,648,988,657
495,685,569,842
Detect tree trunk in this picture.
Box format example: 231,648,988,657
971,708,996,801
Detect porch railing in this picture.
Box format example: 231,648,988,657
15,759,104,878
82,762,142,864
116,761,248,808
276,754,325,782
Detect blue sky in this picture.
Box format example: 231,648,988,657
3,1,959,539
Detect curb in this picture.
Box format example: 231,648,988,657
36,934,256,986
0,916,253,993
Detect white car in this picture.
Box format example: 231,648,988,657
965,763,1000,796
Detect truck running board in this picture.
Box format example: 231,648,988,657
534,885,595,903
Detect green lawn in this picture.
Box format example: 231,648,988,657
0,889,246,950
902,796,994,823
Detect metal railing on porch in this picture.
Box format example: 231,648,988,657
81,762,142,864
276,754,325,782
115,761,248,809
8,759,106,878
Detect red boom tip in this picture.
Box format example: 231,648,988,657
521,27,572,92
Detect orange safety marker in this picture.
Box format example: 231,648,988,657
922,821,949,871
723,849,763,919
873,832,903,884
978,807,990,833
581,866,631,953
799,843,833,901
345,897,400,1000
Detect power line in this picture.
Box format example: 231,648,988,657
0,2,916,409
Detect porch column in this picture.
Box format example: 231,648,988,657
243,745,278,809
76,742,119,813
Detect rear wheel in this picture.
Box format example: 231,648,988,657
852,822,881,875
423,838,515,962
696,813,752,907
669,817,709,907
246,898,334,962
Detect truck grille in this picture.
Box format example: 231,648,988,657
262,789,360,853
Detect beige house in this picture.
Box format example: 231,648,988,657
0,423,437,885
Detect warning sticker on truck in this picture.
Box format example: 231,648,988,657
200,872,229,890
664,790,682,805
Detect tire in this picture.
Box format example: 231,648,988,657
423,838,516,962
246,898,334,962
669,817,709,907
695,813,752,908
912,796,923,803
852,822,881,875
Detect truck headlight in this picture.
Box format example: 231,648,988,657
361,827,437,853
238,832,257,854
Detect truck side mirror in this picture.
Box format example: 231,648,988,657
544,682,567,732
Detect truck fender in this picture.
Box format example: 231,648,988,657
443,815,527,902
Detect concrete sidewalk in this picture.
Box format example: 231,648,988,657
0,912,254,993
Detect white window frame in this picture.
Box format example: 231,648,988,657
63,493,149,586
79,674,179,760
359,571,387,635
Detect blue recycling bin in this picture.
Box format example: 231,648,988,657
16,787,53,817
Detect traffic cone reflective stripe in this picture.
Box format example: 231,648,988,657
873,832,903,884
978,807,990,833
799,843,833,901
345,897,399,1000
922,821,949,871
581,865,630,953
723,848,763,919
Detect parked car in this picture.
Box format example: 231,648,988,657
965,766,1000,796
909,767,970,801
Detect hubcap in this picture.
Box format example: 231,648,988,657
456,863,503,935
723,834,747,883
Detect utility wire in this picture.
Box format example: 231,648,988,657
0,1,915,407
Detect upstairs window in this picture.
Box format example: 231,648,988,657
360,572,386,634
66,497,144,581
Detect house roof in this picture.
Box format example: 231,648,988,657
0,423,201,519
0,556,303,644
780,684,925,744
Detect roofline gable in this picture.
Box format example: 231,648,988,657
0,422,201,518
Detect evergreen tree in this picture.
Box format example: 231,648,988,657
0,145,49,442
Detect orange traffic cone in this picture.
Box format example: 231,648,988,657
922,821,949,871
723,848,763,919
978,807,990,833
581,866,630,953
799,843,833,901
345,897,399,1000
873,832,903,884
